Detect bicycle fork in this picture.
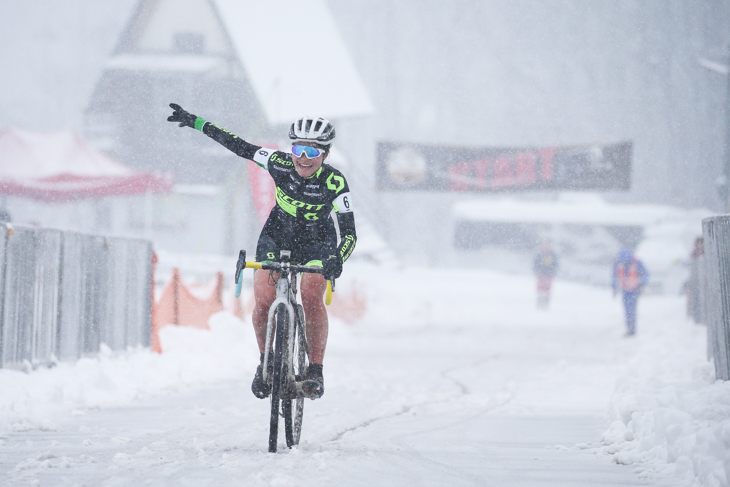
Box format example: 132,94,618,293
262,276,296,384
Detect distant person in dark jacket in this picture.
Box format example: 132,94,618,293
0,208,11,223
533,242,559,308
612,247,649,336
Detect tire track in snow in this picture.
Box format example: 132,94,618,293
328,359,514,443
328,404,417,443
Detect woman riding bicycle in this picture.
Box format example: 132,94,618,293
167,104,356,399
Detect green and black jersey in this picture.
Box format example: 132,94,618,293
195,119,356,264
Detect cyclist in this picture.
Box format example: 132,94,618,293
167,104,356,399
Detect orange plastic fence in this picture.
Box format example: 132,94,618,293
231,281,367,325
151,268,224,353
150,269,368,353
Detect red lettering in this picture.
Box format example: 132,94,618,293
539,148,558,181
449,163,471,191
492,156,513,188
514,151,536,185
473,159,491,190
449,150,551,192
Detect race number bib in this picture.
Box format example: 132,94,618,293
333,192,353,213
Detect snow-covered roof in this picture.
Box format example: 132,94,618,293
215,0,374,124
108,0,373,124
453,194,712,227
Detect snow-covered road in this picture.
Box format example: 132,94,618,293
0,393,650,486
0,267,707,485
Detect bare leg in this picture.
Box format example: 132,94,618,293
252,270,278,354
300,273,328,364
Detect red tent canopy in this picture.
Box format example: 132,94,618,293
0,128,173,202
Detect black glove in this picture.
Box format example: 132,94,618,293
167,103,197,128
322,255,343,281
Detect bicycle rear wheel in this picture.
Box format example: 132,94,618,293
268,303,288,453
285,304,308,447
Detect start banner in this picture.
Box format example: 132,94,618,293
376,141,632,192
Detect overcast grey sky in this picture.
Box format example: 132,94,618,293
1,0,729,208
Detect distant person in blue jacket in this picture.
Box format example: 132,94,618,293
612,247,649,336
533,242,559,308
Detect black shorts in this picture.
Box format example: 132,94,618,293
255,232,337,266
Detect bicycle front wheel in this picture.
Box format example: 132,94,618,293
285,304,308,447
268,303,288,453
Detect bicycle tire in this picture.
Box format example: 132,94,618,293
268,303,288,453
285,304,308,447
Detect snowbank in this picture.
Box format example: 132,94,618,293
0,312,259,435
597,317,730,486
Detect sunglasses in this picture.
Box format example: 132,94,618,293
292,145,326,159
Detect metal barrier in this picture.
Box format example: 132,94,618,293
0,224,153,369
702,216,730,380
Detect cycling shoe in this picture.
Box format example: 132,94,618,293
301,367,324,399
251,363,271,399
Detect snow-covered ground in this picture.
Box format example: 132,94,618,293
0,264,725,486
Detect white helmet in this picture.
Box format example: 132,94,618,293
289,116,336,146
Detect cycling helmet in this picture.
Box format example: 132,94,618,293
289,116,336,146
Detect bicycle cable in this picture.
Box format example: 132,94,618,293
267,269,278,287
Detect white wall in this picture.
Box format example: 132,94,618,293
3,187,245,256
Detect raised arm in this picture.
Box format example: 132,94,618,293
167,103,261,161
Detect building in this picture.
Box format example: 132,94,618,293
82,0,375,255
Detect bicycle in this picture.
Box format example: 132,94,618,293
234,249,333,453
